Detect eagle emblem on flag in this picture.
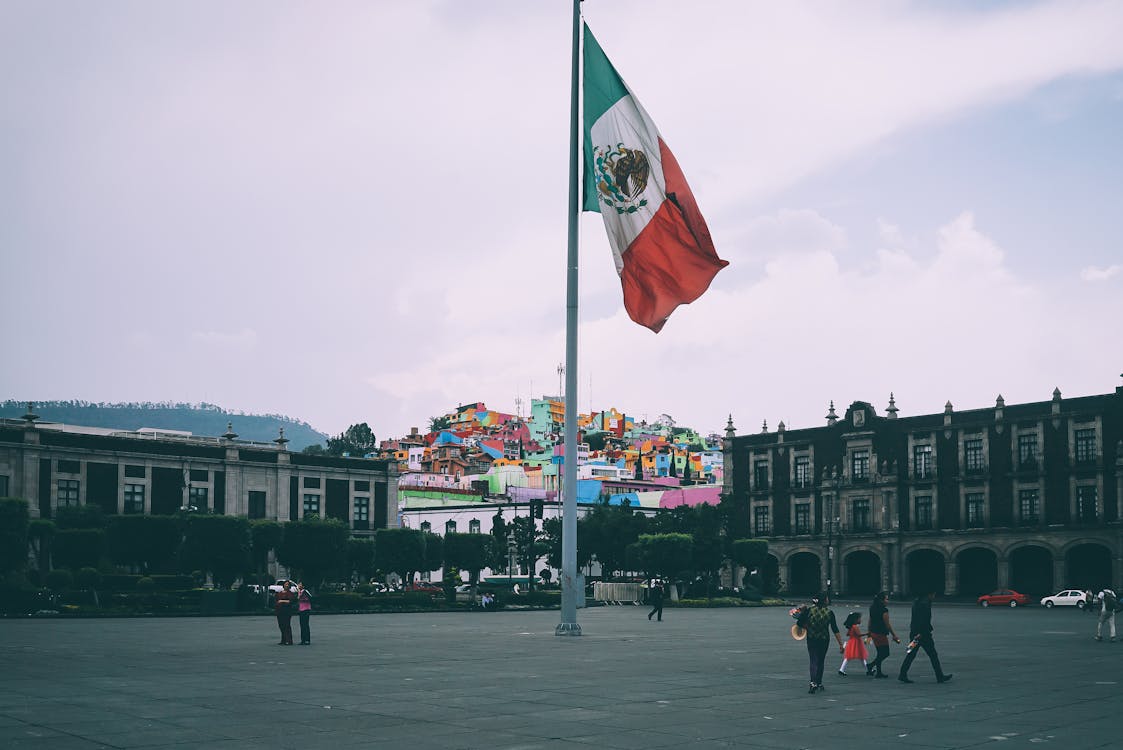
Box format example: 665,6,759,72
593,144,650,214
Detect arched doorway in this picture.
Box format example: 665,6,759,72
1009,545,1053,596
957,547,998,598
845,550,881,595
1065,543,1112,592
788,552,822,595
907,549,945,596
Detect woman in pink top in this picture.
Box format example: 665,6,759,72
296,582,313,645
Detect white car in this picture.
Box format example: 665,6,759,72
267,580,297,593
1040,589,1089,609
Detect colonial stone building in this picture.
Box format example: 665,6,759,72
722,385,1122,598
0,411,398,535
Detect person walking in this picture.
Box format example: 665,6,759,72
837,612,868,676
804,592,844,693
898,590,952,684
1094,587,1117,642
274,581,295,645
296,582,313,645
647,578,664,621
866,591,901,678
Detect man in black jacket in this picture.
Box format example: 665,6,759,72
898,590,953,684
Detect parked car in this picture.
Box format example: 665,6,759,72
977,589,1030,608
1040,589,1089,609
404,582,443,595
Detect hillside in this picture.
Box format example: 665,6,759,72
0,400,327,450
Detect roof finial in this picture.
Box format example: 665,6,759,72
274,427,289,448
222,421,238,441
761,419,768,434
886,393,898,419
826,401,838,426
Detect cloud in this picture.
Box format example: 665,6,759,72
191,328,258,348
1080,264,1121,282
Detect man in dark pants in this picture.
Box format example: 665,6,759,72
899,590,952,684
647,578,664,621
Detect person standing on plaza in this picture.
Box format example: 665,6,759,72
837,612,868,676
648,578,664,621
866,591,901,678
898,590,952,684
274,580,295,645
1094,587,1117,642
296,582,313,645
804,592,844,693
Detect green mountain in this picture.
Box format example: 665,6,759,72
0,400,327,451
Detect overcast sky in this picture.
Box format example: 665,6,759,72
2,0,1121,441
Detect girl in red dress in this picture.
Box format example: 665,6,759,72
837,612,868,676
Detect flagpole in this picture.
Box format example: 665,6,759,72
556,0,582,636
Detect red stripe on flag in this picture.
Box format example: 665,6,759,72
618,139,728,333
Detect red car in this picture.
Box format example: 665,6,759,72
977,589,1030,608
404,582,443,595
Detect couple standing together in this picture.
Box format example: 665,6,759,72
274,581,313,645
801,590,952,693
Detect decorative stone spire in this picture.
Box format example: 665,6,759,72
826,401,838,426
777,420,786,433
943,400,953,426
222,421,238,441
273,427,289,449
995,394,1005,421
21,401,40,425
724,415,736,440
1051,387,1062,415
761,419,768,434
886,393,898,419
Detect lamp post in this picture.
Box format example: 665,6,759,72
826,467,842,599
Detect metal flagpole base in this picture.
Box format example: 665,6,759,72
555,622,582,636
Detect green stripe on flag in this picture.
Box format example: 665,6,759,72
582,24,629,213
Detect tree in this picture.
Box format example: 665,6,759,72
584,432,607,451
428,415,451,433
0,498,29,577
53,529,105,570
54,504,105,530
578,504,648,579
179,515,251,588
421,532,444,580
374,527,425,585
636,533,693,580
106,515,181,573
511,516,546,591
488,512,509,572
28,519,55,572
301,444,326,455
730,538,770,590
277,518,350,587
250,520,283,579
444,532,490,595
691,504,725,598
346,538,376,583
326,423,377,457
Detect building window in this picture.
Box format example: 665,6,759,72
966,493,984,528
852,498,871,532
1075,428,1096,464
754,460,769,490
794,456,810,488
354,481,370,492
124,465,146,479
303,477,321,489
58,479,80,507
188,486,208,510
353,496,369,530
753,506,771,536
0,475,8,497
469,519,481,534
1018,434,1037,467
964,439,984,472
124,484,145,514
57,459,80,474
248,491,266,520
915,495,933,530
851,450,870,481
189,469,209,482
1019,489,1039,525
420,521,431,533
794,503,811,535
445,520,457,535
914,445,932,479
1076,486,1098,522
303,494,320,516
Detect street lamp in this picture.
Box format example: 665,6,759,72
826,467,842,599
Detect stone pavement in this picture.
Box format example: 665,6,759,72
1,601,1117,749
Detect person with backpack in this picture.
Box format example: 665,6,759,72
1095,587,1117,642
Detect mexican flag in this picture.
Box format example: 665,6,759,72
583,24,728,333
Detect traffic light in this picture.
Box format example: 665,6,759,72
532,500,543,519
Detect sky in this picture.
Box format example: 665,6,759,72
2,0,1121,442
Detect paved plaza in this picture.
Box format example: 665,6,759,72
2,602,1118,749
